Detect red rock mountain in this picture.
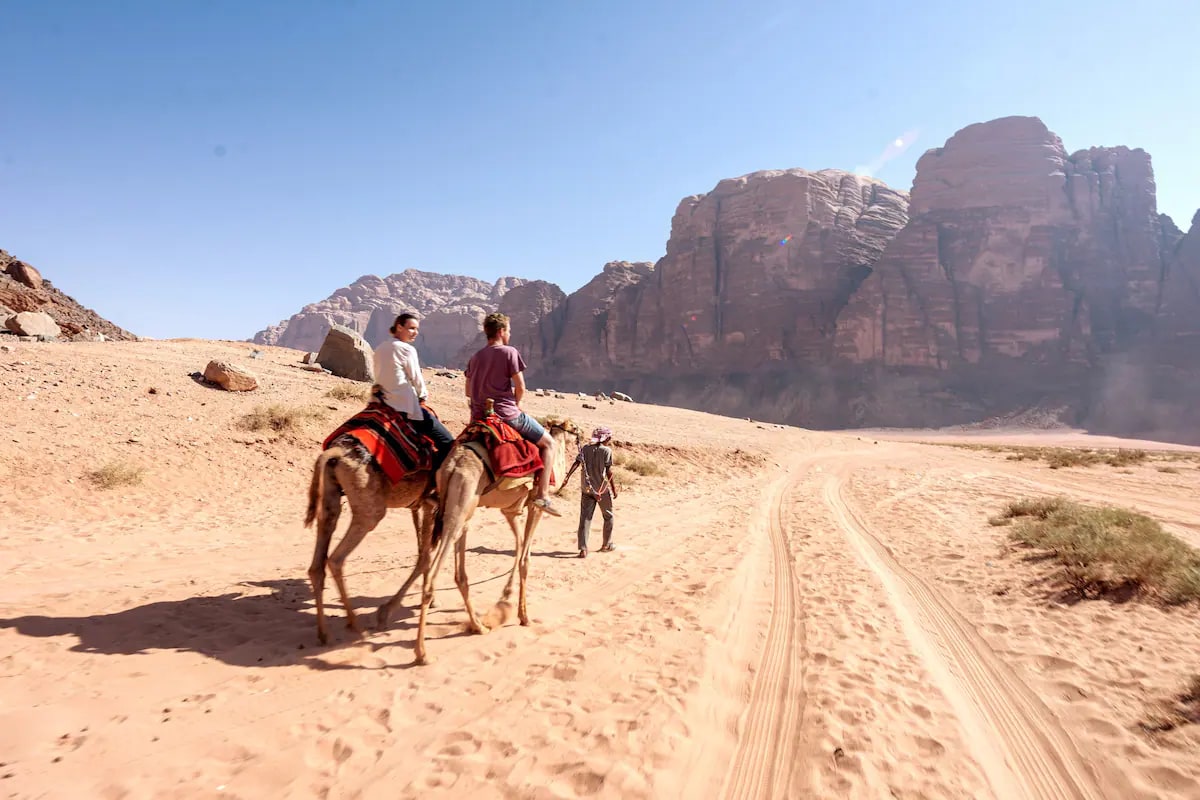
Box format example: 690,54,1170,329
251,270,529,365
256,116,1199,441
0,250,135,340
529,117,1199,441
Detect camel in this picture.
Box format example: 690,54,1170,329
304,433,438,646
375,414,581,665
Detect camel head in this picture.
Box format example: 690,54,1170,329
538,415,583,485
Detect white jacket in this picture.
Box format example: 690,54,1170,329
371,338,426,417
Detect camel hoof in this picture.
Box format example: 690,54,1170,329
469,623,491,636
317,630,329,645
375,607,391,631
413,653,430,666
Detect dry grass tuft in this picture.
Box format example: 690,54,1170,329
614,450,665,476
238,404,325,433
1141,675,1200,733
326,383,369,402
87,460,146,489
999,497,1200,604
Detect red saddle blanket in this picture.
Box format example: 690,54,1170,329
323,401,434,484
458,414,543,479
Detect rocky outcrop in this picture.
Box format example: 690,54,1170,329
453,280,567,366
525,117,1199,440
531,170,909,386
0,250,135,341
316,324,374,382
251,270,528,363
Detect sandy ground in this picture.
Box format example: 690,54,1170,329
2,338,1199,799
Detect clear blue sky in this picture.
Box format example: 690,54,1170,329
3,0,1197,340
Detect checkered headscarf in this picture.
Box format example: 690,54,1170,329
589,426,612,444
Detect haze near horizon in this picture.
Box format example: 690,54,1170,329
3,0,1197,340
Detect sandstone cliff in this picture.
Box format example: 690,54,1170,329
0,249,135,341
530,170,909,385
529,118,1198,440
251,270,529,364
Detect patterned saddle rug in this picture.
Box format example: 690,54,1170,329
323,401,434,484
457,413,543,480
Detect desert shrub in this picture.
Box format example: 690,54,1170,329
326,384,368,402
1002,497,1200,603
87,460,145,489
238,404,324,433
1141,675,1200,733
614,450,664,476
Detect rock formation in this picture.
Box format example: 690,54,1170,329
0,250,135,341
528,169,910,387
251,270,528,364
527,117,1199,440
452,280,567,365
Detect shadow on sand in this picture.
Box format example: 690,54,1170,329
0,578,483,670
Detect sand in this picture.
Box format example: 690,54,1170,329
2,338,1198,799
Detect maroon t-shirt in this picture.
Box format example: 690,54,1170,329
465,344,526,421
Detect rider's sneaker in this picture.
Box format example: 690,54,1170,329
532,497,562,517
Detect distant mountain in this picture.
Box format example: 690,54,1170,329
250,269,529,364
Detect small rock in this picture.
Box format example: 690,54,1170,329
582,403,597,410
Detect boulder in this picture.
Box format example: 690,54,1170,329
203,360,259,391
316,324,375,382
5,311,61,339
3,259,43,290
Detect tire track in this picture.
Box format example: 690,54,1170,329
824,466,1108,800
721,470,806,800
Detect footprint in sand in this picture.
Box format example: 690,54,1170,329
437,730,483,758
914,736,947,757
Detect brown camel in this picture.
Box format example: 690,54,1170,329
376,415,580,665
304,433,437,645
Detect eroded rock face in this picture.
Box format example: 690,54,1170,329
251,270,528,363
0,250,135,341
533,171,909,387
453,280,567,367
529,118,1198,439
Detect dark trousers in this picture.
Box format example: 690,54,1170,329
577,491,614,551
411,406,455,471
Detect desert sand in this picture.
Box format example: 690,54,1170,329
2,339,1198,799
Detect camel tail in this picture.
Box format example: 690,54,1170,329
305,450,339,528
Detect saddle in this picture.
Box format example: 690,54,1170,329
458,410,544,484
323,400,435,484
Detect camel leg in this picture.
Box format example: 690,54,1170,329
415,494,478,665
498,509,523,602
415,525,457,665
377,503,435,631
454,528,489,635
307,463,343,646
518,505,543,626
327,503,386,637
